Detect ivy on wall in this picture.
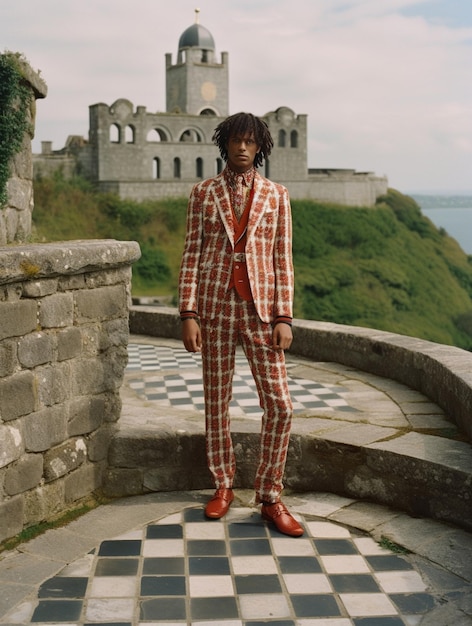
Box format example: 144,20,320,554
0,52,33,206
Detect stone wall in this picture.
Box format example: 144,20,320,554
0,240,140,543
0,57,47,245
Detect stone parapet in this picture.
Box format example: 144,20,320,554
120,307,472,531
0,239,140,543
129,306,472,441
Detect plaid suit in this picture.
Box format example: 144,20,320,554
179,169,294,502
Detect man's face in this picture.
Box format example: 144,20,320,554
227,132,260,172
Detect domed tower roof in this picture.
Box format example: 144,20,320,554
178,9,215,50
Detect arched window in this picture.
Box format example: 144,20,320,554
153,158,160,180
290,130,298,148
278,129,286,148
174,157,181,178
125,125,135,144
216,158,223,175
179,129,202,142
200,108,217,116
147,128,168,142
110,123,120,143
196,158,203,179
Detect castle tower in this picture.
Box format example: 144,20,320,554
165,9,229,116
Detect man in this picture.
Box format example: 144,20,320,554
179,112,303,537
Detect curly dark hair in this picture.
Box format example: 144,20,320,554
212,112,273,168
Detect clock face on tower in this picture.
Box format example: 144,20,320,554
201,81,217,101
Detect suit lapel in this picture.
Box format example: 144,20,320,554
213,175,234,246
247,173,268,241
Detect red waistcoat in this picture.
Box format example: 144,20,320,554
229,189,254,301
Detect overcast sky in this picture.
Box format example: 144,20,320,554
2,0,471,194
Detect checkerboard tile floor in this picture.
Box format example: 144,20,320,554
27,506,436,625
126,343,357,417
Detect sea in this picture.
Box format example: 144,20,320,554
410,196,472,255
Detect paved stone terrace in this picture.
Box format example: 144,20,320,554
0,335,471,625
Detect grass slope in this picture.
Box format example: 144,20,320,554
32,175,472,350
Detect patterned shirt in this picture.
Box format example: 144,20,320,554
224,166,256,220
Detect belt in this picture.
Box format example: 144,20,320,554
234,252,246,262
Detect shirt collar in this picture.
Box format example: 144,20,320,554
224,165,256,189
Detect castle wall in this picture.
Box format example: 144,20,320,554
34,100,388,207
95,174,388,207
88,101,224,182
291,171,388,206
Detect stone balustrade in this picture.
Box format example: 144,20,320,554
0,240,140,543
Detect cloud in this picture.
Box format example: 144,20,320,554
1,0,471,192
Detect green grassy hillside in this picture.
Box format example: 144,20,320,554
32,174,472,350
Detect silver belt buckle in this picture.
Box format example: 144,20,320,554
234,252,246,262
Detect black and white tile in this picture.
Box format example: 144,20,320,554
126,343,357,417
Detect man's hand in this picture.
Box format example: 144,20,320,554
181,318,202,352
272,323,293,350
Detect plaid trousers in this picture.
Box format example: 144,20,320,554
200,288,293,503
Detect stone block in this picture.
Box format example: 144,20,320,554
144,464,209,492
44,438,87,482
99,318,130,351
85,267,131,289
23,405,67,452
0,423,23,469
103,392,122,423
38,292,74,328
109,430,206,468
11,143,32,178
17,331,54,368
0,339,18,377
35,362,71,407
0,496,24,542
4,453,43,495
129,306,181,341
57,327,82,361
23,481,65,526
64,462,102,503
0,300,37,340
80,325,100,357
22,278,59,298
58,274,86,291
87,425,116,462
5,177,31,212
74,285,127,322
0,371,36,421
3,207,19,244
71,358,107,395
102,468,145,497
0,283,23,302
68,396,105,436
103,346,129,390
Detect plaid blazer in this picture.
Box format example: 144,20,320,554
179,170,294,324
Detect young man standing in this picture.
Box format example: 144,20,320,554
179,112,303,536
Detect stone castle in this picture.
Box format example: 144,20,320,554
33,11,388,207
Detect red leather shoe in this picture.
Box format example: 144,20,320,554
204,488,234,519
261,502,304,537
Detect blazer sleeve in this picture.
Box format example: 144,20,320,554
273,184,294,321
178,183,204,318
